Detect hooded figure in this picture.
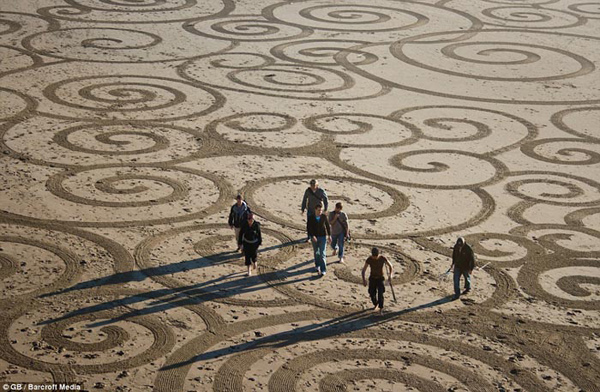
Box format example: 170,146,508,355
451,237,475,299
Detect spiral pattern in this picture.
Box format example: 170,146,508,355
465,5,583,29
1,166,227,227
266,1,478,33
208,112,320,149
552,106,600,141
339,30,600,104
185,17,309,41
3,119,206,166
179,52,388,101
521,138,600,165
38,74,223,121
506,172,600,206
2,294,176,376
3,0,600,390
39,0,225,23
518,256,600,310
271,39,378,66
391,105,537,154
341,148,504,188
303,113,417,147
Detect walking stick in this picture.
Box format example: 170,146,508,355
477,262,491,271
388,274,397,303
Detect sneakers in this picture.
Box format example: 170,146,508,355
339,257,345,264
462,288,471,295
317,267,322,276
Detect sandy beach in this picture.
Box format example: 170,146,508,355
0,0,599,391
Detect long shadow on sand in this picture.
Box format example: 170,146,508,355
160,295,455,370
40,238,307,299
37,252,318,327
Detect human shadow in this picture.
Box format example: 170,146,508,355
37,255,317,327
40,238,307,298
161,295,455,370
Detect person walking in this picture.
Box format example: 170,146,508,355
238,212,262,276
362,247,393,315
301,179,328,242
451,237,475,300
228,194,251,251
307,203,331,276
328,202,349,264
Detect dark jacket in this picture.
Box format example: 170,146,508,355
301,187,328,214
238,220,262,246
307,213,331,237
228,201,250,228
452,243,475,271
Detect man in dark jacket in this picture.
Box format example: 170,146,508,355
307,203,331,276
228,194,250,251
238,212,262,276
301,179,328,242
451,237,475,299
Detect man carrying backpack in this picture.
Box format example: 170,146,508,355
300,179,328,242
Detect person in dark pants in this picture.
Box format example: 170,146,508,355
451,237,475,300
328,202,349,264
362,247,393,315
228,194,250,251
307,203,331,276
301,179,328,242
238,212,262,276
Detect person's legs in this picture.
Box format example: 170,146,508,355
337,233,345,259
463,270,471,293
453,269,461,298
306,212,314,241
330,233,338,253
317,236,327,274
249,243,258,269
368,279,378,307
377,279,385,310
234,227,241,250
311,239,319,271
244,244,252,276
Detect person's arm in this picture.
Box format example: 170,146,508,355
325,214,331,241
256,223,262,247
468,246,475,272
341,213,349,237
307,215,316,241
329,211,338,225
384,258,394,280
228,206,234,228
322,189,328,211
238,222,246,246
301,189,308,213
451,247,457,271
361,261,369,287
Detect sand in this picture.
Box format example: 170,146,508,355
0,0,599,391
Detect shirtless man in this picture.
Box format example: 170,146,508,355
362,247,393,315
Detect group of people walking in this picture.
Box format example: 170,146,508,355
228,179,476,312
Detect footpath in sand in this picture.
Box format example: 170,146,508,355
0,0,599,391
